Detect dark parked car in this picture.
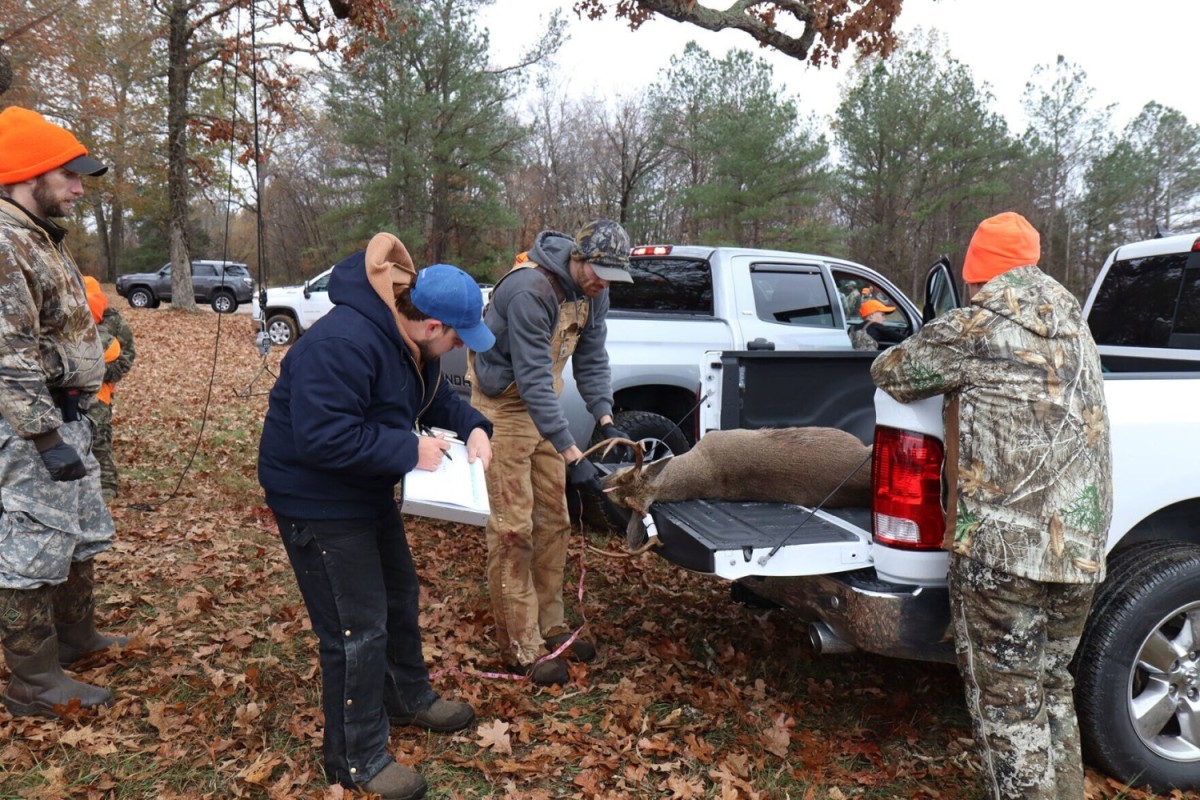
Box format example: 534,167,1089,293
115,260,254,313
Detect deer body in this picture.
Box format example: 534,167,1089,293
601,427,874,516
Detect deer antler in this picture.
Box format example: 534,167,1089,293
578,437,644,470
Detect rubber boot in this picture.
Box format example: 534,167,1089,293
1,635,114,717
53,560,128,667
55,617,129,667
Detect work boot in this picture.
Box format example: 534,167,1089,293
362,761,426,800
526,657,569,687
389,697,475,732
53,559,128,667
545,632,597,663
1,635,114,718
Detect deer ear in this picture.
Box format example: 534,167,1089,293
642,456,673,480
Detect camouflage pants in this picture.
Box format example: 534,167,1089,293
474,388,571,667
948,553,1096,800
85,400,117,502
0,416,114,590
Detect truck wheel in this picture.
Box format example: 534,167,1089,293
127,287,153,309
610,410,692,460
1073,541,1200,793
265,314,298,346
577,410,693,532
210,292,237,313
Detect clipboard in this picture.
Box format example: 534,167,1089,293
401,439,490,526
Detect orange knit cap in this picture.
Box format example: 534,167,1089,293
83,275,108,324
961,212,1041,284
0,106,107,184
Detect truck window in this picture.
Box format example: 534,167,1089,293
750,268,834,328
611,257,713,315
193,264,218,278
1089,253,1187,348
1168,266,1200,347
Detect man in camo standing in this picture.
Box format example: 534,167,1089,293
0,107,127,717
871,211,1112,799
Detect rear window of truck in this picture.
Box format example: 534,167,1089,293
611,257,714,315
1089,252,1196,348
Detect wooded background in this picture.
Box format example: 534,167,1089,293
3,0,1198,303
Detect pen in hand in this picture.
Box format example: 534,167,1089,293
420,426,453,460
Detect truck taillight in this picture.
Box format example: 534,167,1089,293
872,426,945,550
631,245,671,256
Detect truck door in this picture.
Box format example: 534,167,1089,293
922,256,961,321
300,269,335,330
731,257,851,349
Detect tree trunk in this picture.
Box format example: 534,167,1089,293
166,0,197,311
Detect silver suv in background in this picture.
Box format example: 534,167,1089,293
115,259,254,313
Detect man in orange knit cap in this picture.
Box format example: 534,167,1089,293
871,211,1112,799
82,277,136,503
0,106,128,718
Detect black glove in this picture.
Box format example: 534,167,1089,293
566,457,603,496
40,442,87,481
600,422,634,462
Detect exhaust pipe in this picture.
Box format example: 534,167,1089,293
808,622,856,655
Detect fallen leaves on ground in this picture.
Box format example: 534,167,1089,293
0,299,1186,799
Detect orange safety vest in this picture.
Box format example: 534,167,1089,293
96,338,121,405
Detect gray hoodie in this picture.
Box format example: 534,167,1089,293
473,230,614,452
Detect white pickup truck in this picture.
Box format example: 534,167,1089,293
637,233,1200,792
441,244,936,454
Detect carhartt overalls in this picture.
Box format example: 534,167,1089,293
469,262,587,667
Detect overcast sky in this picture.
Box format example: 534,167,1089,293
479,0,1200,134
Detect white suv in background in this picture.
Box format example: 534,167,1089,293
252,267,334,345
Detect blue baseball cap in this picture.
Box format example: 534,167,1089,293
410,264,495,352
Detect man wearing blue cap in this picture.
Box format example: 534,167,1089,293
258,233,495,800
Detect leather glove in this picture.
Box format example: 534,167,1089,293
566,457,603,496
40,442,87,481
600,422,633,462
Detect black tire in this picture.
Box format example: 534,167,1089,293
576,410,693,532
265,314,298,346
608,409,692,462
1073,541,1200,792
211,292,237,313
127,287,153,309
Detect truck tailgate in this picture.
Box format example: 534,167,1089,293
652,500,872,579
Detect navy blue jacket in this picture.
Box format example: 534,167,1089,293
257,250,492,519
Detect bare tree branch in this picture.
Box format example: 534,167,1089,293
571,0,906,66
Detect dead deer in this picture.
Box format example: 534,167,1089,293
598,427,874,517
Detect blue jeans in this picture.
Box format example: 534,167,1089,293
276,505,436,787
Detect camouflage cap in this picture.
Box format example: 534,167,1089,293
572,219,633,283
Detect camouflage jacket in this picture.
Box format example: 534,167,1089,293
871,266,1112,584
0,199,104,439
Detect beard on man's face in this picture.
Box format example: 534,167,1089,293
32,177,69,218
